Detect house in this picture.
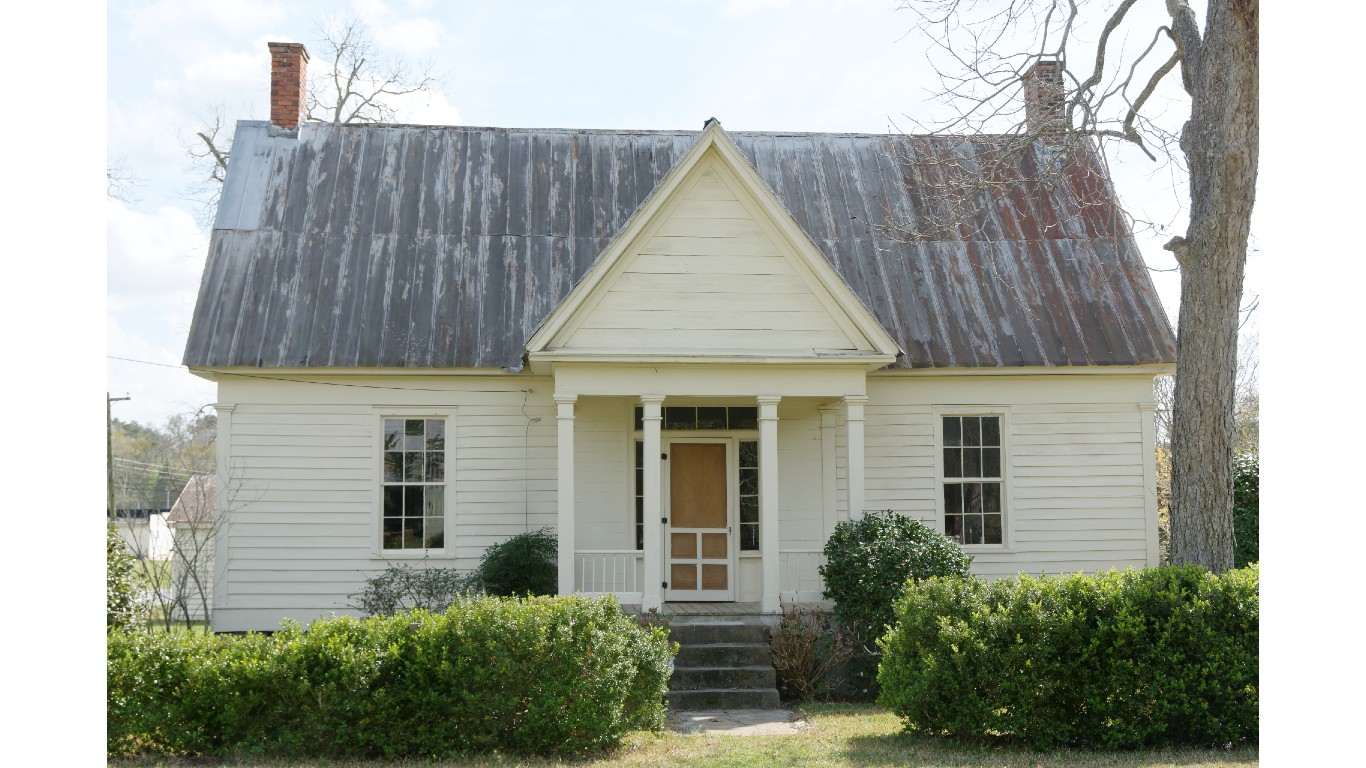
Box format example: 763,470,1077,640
184,43,1175,633
167,474,216,621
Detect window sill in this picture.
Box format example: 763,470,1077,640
961,545,1015,554
370,550,457,561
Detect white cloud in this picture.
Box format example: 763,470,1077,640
723,0,790,18
387,87,462,126
128,0,287,39
348,0,447,53
107,315,218,428
107,201,208,316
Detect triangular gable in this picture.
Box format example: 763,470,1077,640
526,122,901,362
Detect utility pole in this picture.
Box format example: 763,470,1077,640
108,393,131,523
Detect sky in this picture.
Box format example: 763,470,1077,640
102,0,1264,428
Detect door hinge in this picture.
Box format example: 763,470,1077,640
662,581,668,589
661,517,668,524
661,452,667,459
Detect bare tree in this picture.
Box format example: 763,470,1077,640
897,0,1257,572
186,16,440,221
307,16,438,125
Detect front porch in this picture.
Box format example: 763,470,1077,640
547,363,876,614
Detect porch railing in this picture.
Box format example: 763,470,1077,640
574,550,643,601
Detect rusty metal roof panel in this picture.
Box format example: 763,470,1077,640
184,121,1176,370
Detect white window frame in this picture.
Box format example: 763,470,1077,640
371,407,457,559
932,406,1014,551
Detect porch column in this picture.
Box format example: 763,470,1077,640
819,404,838,533
758,395,782,614
845,395,867,521
640,395,665,611
555,394,577,595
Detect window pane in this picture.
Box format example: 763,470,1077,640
740,495,758,523
943,417,961,447
963,447,981,478
665,407,696,430
964,417,981,447
982,448,1000,478
424,517,445,549
404,517,423,548
634,407,643,431
964,483,983,514
729,407,757,430
944,447,962,478
697,407,726,430
635,467,643,493
944,483,962,514
635,495,644,521
739,468,758,495
984,514,1002,544
404,486,423,517
983,483,1001,514
424,486,444,518
383,486,403,517
635,440,643,463
405,419,424,450
965,514,984,545
740,524,759,551
404,452,425,482
383,517,403,549
982,417,1000,446
426,419,445,451
384,452,403,482
426,453,445,482
739,440,758,467
944,514,962,542
384,420,403,450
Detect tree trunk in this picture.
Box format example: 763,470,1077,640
1168,0,1258,573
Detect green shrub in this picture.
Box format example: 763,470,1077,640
1233,453,1258,568
820,511,972,649
107,595,672,759
474,527,557,597
107,524,140,632
877,564,1259,749
351,560,477,616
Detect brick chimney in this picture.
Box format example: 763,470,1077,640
267,42,309,133
1022,57,1065,133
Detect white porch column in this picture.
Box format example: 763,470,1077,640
845,395,867,521
555,394,577,595
819,404,839,534
758,395,782,614
640,395,665,611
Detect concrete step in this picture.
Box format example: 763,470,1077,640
675,642,772,668
669,665,776,691
668,621,768,646
667,687,782,710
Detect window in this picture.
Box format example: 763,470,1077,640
633,406,758,431
942,415,1003,545
382,417,446,550
738,440,759,550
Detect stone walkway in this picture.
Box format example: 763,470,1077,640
667,709,806,735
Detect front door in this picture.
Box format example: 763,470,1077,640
665,441,734,601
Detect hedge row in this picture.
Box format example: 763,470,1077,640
878,565,1258,749
108,596,673,758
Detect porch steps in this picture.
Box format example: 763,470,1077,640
667,619,780,710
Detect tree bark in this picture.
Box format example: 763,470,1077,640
1167,0,1258,573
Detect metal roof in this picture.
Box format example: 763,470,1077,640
183,120,1175,370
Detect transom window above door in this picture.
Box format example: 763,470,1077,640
633,406,758,431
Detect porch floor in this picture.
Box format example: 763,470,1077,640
621,602,766,618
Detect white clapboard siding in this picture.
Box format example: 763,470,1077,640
862,373,1156,579
213,374,559,632
558,162,867,354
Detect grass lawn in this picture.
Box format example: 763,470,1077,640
108,703,1258,767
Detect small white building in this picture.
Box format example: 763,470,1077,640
167,474,216,621
184,45,1175,633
